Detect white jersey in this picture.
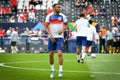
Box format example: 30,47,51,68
87,25,96,41
11,31,19,42
74,18,89,37
45,12,67,38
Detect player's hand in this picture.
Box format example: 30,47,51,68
58,29,63,35
50,35,55,42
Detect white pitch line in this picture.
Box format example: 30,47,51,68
0,61,120,75
4,60,120,64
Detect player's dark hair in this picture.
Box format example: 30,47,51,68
79,14,85,17
89,20,93,24
52,3,60,8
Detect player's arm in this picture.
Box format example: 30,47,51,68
45,22,55,42
45,14,54,36
45,22,51,35
58,22,68,35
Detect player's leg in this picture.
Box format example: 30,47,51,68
81,37,87,63
87,46,92,56
57,50,63,77
76,46,80,63
48,38,56,78
49,50,55,78
81,46,86,63
56,38,64,77
87,41,93,56
76,36,81,63
11,41,16,53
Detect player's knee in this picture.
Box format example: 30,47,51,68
58,54,62,58
49,53,54,58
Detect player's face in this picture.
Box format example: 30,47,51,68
54,5,61,14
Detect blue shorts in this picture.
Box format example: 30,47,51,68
76,36,87,47
87,40,93,46
48,38,64,51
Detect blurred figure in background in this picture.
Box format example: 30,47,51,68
86,20,96,56
99,26,107,53
74,14,89,63
106,28,114,53
0,26,6,50
10,28,19,53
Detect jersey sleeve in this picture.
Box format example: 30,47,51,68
60,13,67,23
45,14,50,22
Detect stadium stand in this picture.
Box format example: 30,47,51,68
0,0,119,26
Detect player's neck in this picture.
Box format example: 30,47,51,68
54,11,59,15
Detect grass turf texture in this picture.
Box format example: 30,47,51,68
0,53,120,80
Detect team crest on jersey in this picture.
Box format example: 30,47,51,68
58,17,62,20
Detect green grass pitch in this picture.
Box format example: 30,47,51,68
0,53,120,80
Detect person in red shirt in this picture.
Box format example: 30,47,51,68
86,4,95,17
22,12,28,23
81,8,87,16
0,26,6,49
0,4,5,16
46,7,53,14
5,4,12,15
29,6,36,12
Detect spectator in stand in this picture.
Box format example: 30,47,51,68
9,16,16,23
23,6,28,13
5,4,12,16
99,6,106,16
81,8,87,16
28,10,36,22
46,7,53,14
94,8,99,16
111,15,119,27
29,6,36,12
0,4,5,17
75,0,80,7
81,0,88,9
17,10,24,23
0,26,6,50
86,4,95,18
22,12,28,23
10,0,17,14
